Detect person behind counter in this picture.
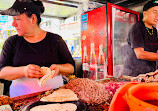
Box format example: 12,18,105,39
0,0,75,97
122,0,158,77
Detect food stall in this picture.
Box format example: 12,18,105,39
0,77,129,111
0,72,157,111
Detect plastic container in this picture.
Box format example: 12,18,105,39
124,82,158,111
109,82,158,111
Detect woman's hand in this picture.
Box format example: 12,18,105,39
50,64,59,77
24,64,43,78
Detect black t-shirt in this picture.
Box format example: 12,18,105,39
0,32,75,70
123,21,158,76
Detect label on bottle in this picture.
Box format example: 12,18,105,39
83,63,89,70
89,63,97,80
83,63,89,78
98,67,105,72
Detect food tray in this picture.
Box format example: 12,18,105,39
24,99,87,111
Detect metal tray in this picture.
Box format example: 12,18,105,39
24,99,87,111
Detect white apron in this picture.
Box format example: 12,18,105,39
10,75,63,97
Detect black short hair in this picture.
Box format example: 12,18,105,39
25,12,42,25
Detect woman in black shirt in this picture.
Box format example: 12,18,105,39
0,0,75,97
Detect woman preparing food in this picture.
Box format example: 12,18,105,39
0,0,75,97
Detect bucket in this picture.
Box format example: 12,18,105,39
124,82,158,111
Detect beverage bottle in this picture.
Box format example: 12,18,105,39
98,44,107,79
83,46,89,78
89,43,97,80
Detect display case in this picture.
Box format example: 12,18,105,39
81,3,139,79
107,3,139,76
